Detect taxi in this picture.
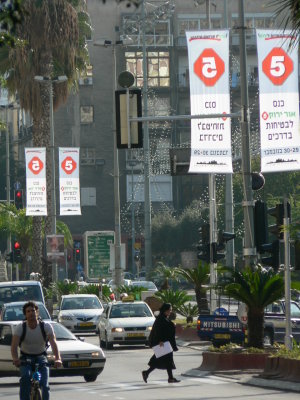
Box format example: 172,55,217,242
98,297,155,349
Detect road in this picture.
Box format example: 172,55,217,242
0,335,299,399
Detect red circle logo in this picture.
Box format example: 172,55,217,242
262,47,293,85
61,156,77,175
28,157,44,175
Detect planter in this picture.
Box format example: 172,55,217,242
199,351,268,371
260,357,300,382
176,325,198,342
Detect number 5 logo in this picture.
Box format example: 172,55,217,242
194,48,225,86
61,156,77,175
262,47,293,85
28,157,44,175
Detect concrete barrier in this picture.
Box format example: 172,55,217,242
199,351,268,371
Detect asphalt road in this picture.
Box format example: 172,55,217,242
0,335,299,399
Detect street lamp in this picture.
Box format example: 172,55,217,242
34,75,67,282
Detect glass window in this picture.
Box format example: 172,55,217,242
80,106,93,123
291,303,300,318
81,148,96,165
125,51,170,87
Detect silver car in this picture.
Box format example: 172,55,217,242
57,294,104,334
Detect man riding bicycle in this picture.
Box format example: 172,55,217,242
11,301,62,400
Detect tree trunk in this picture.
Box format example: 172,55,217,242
247,307,264,348
195,286,209,314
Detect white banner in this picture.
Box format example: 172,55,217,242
25,148,47,216
186,30,232,173
257,29,300,172
59,148,81,215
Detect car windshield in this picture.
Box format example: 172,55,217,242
0,285,43,306
109,303,153,318
61,297,103,310
51,323,77,340
132,281,156,289
3,304,50,321
291,302,300,318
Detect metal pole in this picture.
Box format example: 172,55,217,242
209,174,217,312
284,197,292,349
112,45,122,290
49,83,57,283
238,0,256,267
131,161,135,273
5,106,11,261
142,0,152,273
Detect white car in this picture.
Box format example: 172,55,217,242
131,281,158,292
108,279,132,290
98,300,155,349
0,301,51,321
57,294,104,334
0,321,106,382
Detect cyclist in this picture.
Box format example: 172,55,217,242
11,300,62,400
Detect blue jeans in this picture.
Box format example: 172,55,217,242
20,354,50,400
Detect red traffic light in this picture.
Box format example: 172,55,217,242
14,241,21,250
76,249,80,254
16,191,22,198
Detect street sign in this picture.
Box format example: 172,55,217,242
83,231,115,279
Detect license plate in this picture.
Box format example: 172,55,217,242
214,334,231,339
68,361,89,367
127,333,145,338
79,322,93,327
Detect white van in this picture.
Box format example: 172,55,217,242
0,281,45,310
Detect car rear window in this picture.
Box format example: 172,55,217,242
0,285,44,306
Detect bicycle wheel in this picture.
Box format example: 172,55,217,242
30,387,42,400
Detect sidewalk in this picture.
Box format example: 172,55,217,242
179,340,300,393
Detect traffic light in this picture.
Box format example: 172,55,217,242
268,202,290,239
295,241,300,271
5,252,13,263
14,190,23,209
254,200,269,252
197,224,210,263
75,248,81,262
213,230,236,263
134,252,140,262
261,240,280,271
13,241,22,263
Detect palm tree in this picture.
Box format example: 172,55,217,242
150,262,179,290
175,262,210,314
0,0,90,274
270,0,300,36
222,265,284,348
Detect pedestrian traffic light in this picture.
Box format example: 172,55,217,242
14,189,23,209
295,240,300,271
197,224,210,263
134,252,140,262
13,241,22,263
261,240,280,271
213,230,236,263
254,200,268,252
75,248,81,262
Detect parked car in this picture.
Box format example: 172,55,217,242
0,301,51,321
131,281,158,292
0,321,106,382
98,299,155,349
57,294,104,334
108,279,132,290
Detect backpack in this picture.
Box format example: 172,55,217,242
19,319,49,350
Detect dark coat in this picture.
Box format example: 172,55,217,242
148,313,178,370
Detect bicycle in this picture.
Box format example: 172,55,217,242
20,359,45,400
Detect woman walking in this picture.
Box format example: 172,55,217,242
142,303,180,383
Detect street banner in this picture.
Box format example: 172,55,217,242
25,148,47,216
186,30,232,173
257,29,300,172
59,147,81,215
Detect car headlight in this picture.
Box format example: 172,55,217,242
59,315,73,321
91,352,100,358
111,327,123,333
147,326,152,331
